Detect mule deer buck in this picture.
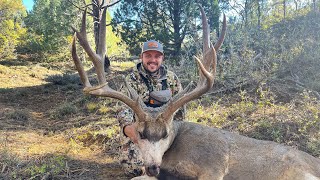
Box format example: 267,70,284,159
71,5,320,180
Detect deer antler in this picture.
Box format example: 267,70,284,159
71,8,147,120
161,5,226,120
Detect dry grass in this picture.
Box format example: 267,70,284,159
187,90,320,157
0,58,129,179
0,62,61,88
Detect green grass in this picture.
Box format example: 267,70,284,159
0,150,67,179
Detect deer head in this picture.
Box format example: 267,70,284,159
71,4,226,177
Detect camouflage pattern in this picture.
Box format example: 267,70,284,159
117,109,144,176
117,62,185,176
126,62,181,102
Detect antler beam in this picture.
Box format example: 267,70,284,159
162,5,226,120
71,8,147,121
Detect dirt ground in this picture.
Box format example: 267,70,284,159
0,60,132,179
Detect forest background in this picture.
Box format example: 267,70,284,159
0,0,319,179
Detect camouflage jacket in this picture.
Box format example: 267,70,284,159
124,62,185,120
126,63,181,101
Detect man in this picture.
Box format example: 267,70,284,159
118,40,185,176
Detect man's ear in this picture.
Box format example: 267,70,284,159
124,124,139,144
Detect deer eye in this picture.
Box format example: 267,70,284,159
139,131,146,139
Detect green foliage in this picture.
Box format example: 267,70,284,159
0,149,21,179
0,0,27,58
22,0,79,55
112,0,221,58
105,12,129,58
26,155,66,178
21,0,127,61
86,102,98,113
0,148,66,179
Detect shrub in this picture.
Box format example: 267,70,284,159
51,103,78,119
6,110,30,122
45,73,80,85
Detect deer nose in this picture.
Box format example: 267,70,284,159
146,165,160,176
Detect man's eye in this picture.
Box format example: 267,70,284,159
139,132,146,139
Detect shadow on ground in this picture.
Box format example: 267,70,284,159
0,70,131,179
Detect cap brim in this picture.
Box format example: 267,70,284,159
141,49,164,54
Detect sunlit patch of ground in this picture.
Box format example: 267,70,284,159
0,130,113,164
0,64,61,88
0,58,130,179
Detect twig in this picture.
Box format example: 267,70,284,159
252,52,262,61
102,0,121,9
41,172,51,180
1,163,7,173
79,168,90,176
28,174,41,180
65,161,70,178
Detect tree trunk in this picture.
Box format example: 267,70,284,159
283,0,286,20
244,0,249,27
172,0,182,62
92,0,101,52
293,0,298,11
92,0,110,71
257,0,261,28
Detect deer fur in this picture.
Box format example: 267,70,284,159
126,119,320,180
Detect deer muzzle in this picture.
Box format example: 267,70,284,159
145,164,160,176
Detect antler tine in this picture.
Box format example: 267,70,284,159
71,8,147,121
198,4,212,86
162,48,217,120
199,5,227,74
71,33,91,88
71,8,106,84
199,4,210,55
97,7,106,58
162,5,225,121
213,14,227,51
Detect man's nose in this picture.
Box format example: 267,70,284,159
148,56,157,62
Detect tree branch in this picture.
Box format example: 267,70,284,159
102,0,121,9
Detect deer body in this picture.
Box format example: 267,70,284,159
154,120,320,180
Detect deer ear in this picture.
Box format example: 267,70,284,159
124,124,139,144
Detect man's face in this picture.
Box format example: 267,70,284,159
141,50,164,73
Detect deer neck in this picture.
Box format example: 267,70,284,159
166,120,183,148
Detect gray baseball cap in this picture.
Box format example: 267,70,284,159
141,40,164,54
